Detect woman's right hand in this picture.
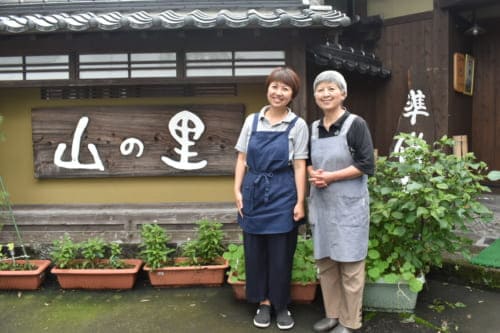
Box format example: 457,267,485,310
235,191,244,217
309,168,330,188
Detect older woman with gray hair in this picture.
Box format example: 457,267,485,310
307,70,374,333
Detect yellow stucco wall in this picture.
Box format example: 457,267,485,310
367,0,433,19
0,84,266,204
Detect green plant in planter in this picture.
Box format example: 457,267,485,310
51,235,130,269
80,237,106,268
367,134,493,292
108,242,127,269
223,242,245,282
51,235,79,269
0,243,35,271
180,220,225,266
292,235,317,284
224,235,317,284
139,224,175,270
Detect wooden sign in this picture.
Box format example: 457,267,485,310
32,104,245,178
463,54,475,96
453,52,465,93
390,68,436,153
453,52,475,96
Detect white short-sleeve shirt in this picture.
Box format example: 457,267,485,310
235,106,309,161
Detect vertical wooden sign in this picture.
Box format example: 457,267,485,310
463,54,475,96
453,52,465,93
453,52,475,96
390,68,436,153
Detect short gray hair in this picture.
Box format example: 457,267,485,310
313,70,347,95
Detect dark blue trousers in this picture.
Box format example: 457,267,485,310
243,227,298,311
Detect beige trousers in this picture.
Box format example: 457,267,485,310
316,258,365,330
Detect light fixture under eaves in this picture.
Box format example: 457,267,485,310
465,23,486,36
465,10,486,36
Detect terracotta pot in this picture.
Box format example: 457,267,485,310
227,272,319,304
290,281,319,304
51,259,143,290
143,257,229,287
0,259,51,290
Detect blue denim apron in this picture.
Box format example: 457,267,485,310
238,114,299,234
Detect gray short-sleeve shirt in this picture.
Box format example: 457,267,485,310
235,106,309,161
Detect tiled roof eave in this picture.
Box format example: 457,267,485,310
0,8,351,34
307,44,391,79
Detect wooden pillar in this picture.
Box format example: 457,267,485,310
431,0,451,139
287,32,308,121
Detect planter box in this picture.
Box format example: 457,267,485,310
143,257,229,287
227,272,319,304
51,259,143,290
0,259,51,290
363,279,420,313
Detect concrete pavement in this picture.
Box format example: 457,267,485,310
0,274,499,333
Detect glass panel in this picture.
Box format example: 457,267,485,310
234,61,285,67
26,55,68,64
24,55,69,80
26,65,68,70
234,51,285,60
186,68,232,77
26,72,69,80
186,52,232,61
235,68,277,76
131,53,176,61
0,73,23,80
131,63,176,69
131,69,177,78
80,64,128,69
187,61,232,67
79,54,128,62
80,71,128,79
0,56,22,65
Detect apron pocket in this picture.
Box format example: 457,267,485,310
242,185,254,214
336,195,369,227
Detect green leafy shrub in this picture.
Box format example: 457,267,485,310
367,134,493,292
139,224,175,270
180,220,226,265
223,242,245,282
291,235,317,284
51,235,129,269
51,235,79,269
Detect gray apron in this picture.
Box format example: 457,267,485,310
309,114,369,262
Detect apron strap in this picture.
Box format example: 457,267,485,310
251,112,260,132
250,112,299,133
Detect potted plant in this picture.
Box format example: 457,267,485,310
141,220,229,287
364,134,493,312
224,235,319,303
50,235,142,290
0,242,51,290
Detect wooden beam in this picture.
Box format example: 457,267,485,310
438,0,500,10
0,203,240,246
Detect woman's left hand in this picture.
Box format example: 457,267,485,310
293,203,305,222
309,168,331,188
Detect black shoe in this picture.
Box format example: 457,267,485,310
253,304,271,328
276,309,295,330
313,317,339,331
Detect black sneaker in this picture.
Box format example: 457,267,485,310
276,309,294,330
253,304,271,328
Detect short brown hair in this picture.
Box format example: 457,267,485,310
265,67,301,99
